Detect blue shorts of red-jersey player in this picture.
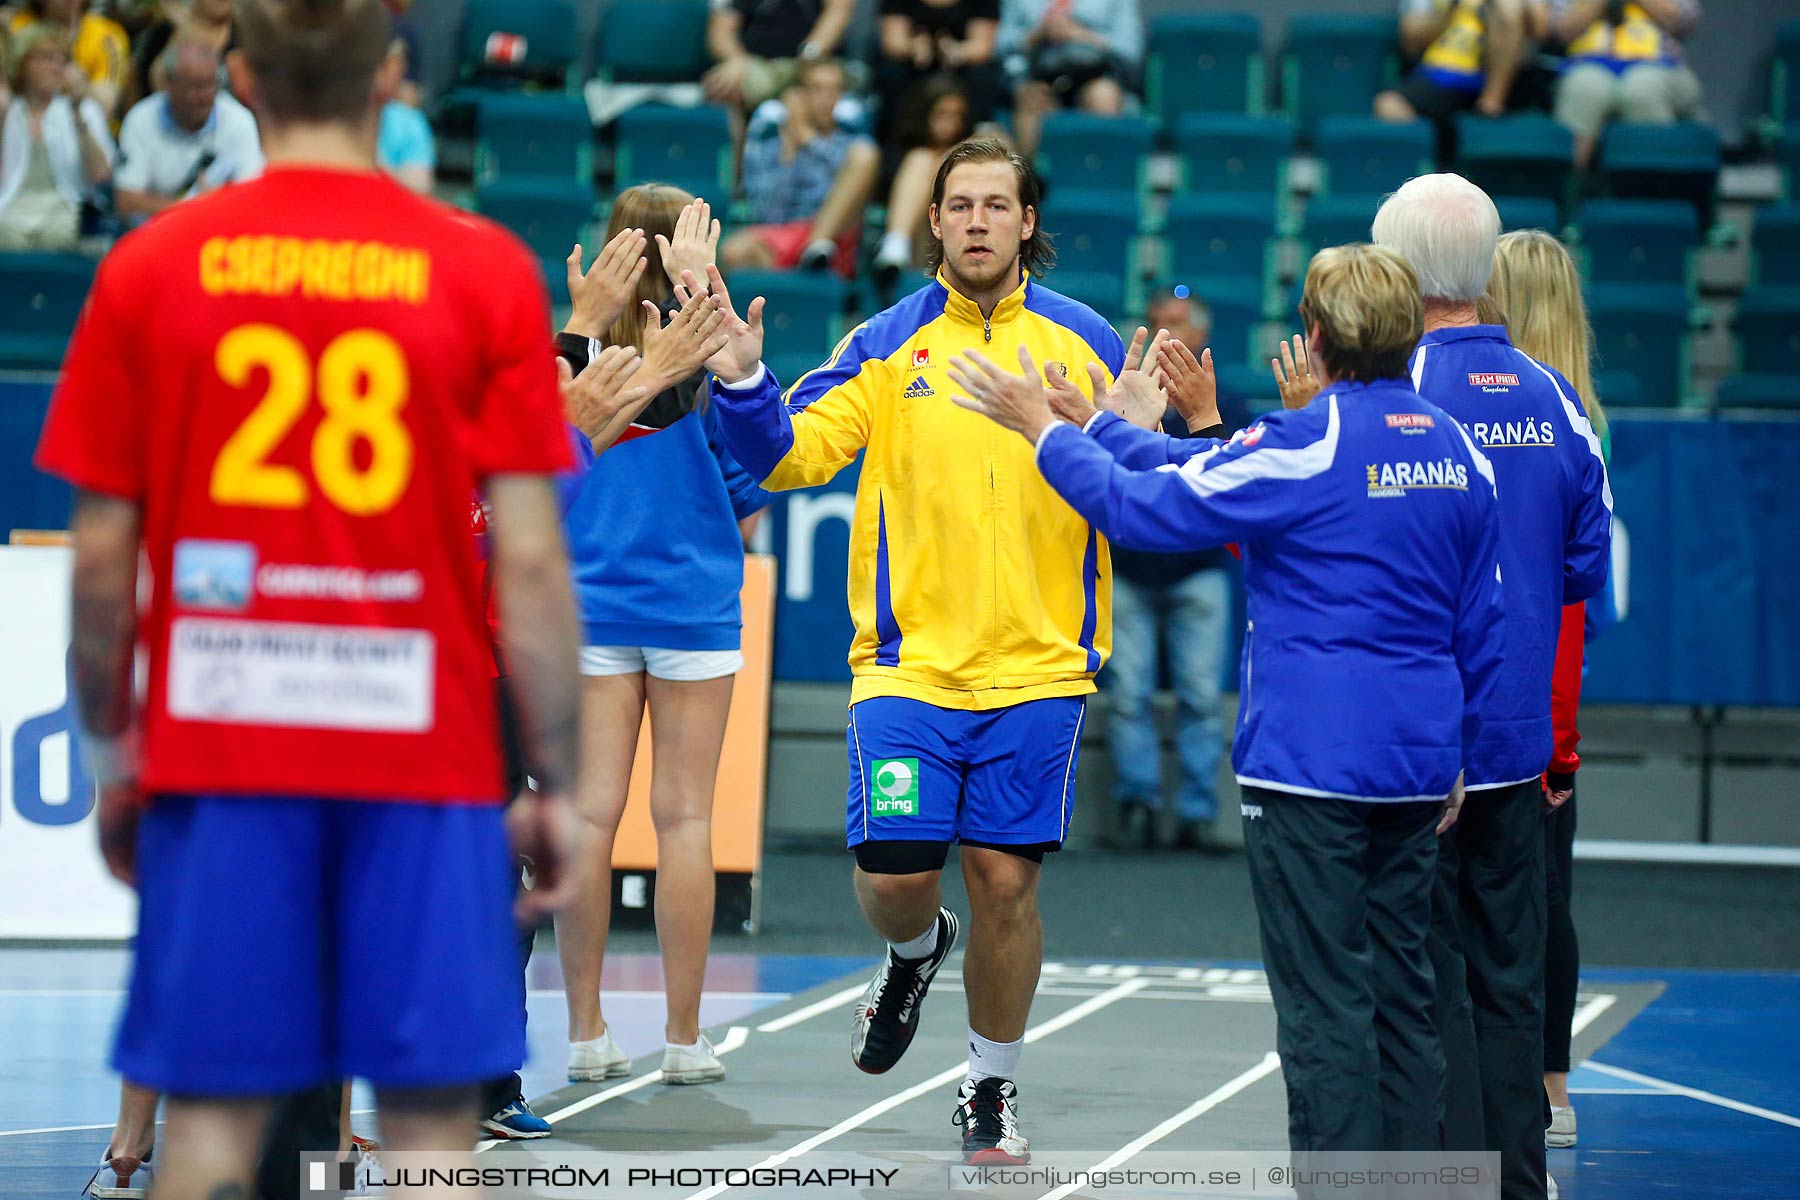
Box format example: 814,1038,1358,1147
113,794,522,1095
844,696,1087,856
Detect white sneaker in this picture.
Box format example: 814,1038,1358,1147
567,1031,631,1082
661,1033,726,1084
1547,1103,1577,1148
85,1150,152,1200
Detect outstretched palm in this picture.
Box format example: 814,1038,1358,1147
678,265,765,384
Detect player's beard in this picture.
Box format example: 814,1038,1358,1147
943,243,1022,300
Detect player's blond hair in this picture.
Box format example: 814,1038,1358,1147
1298,244,1424,384
7,25,71,95
1489,230,1608,439
602,183,694,354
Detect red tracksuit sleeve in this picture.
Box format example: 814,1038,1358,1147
1548,601,1586,779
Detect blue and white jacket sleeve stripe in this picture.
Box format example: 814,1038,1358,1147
1447,418,1507,767
709,364,794,482
1086,410,1229,470
1034,400,1339,552
1528,360,1614,604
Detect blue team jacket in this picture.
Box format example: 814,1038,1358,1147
563,403,771,651
1035,379,1505,802
1410,325,1613,789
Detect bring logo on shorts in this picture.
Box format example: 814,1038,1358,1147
869,757,920,817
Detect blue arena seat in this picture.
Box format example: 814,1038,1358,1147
1492,195,1561,234
474,178,595,305
595,0,710,83
1599,121,1721,228
1194,279,1265,365
1175,113,1293,200
457,0,579,88
1316,117,1433,200
1163,194,1278,295
614,105,734,203
1772,21,1800,130
1036,113,1153,203
0,252,96,371
1455,115,1574,217
1735,288,1800,376
1577,199,1698,287
1145,12,1263,128
1594,368,1645,411
1045,190,1142,319
1301,194,1377,254
1714,374,1800,411
1752,206,1800,287
1283,14,1398,137
475,92,593,184
725,270,846,363
1587,282,1689,408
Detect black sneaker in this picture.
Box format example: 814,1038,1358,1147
954,1077,1029,1164
850,907,959,1074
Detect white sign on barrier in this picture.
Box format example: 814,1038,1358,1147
0,546,136,939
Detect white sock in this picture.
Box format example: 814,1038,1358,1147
665,1037,706,1054
572,1029,612,1048
888,919,939,960
967,1029,1022,1083
877,230,911,265
804,237,836,261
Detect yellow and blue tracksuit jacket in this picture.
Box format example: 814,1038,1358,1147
712,270,1126,710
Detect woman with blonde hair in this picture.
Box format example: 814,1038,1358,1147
556,184,771,1090
1487,227,1611,1154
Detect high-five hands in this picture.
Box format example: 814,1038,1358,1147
638,289,731,394
560,345,650,452
676,265,766,384
565,229,648,338
1158,341,1221,433
949,345,1059,443
657,198,721,291
1272,334,1323,410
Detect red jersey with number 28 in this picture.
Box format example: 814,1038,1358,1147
35,166,574,805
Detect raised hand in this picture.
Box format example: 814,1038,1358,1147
657,198,722,291
638,290,731,394
560,345,650,451
948,345,1057,443
1159,341,1221,433
1044,364,1098,427
565,229,647,338
1272,334,1323,410
1084,362,1164,430
678,265,765,384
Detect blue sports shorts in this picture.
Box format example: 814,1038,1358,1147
844,695,1086,848
113,794,523,1095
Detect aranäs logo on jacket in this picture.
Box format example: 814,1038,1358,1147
1470,419,1555,448
1366,457,1471,497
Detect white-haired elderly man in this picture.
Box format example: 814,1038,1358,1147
1373,172,1612,1200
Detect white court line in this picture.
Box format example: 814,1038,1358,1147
1034,1053,1285,1200
755,983,867,1033
1570,993,1617,1037
1568,1087,1683,1095
682,978,1150,1200
0,1121,122,1138
1582,1062,1800,1130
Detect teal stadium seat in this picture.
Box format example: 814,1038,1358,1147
1175,113,1293,201
1735,288,1800,376
1301,194,1377,254
0,252,96,371
1044,190,1141,320
595,0,709,83
1283,15,1398,137
1785,134,1800,198
1588,282,1689,408
457,0,578,88
1773,21,1800,131
475,178,596,306
614,105,734,204
1193,279,1264,365
1493,195,1561,234
1215,363,1281,422
1163,194,1277,296
1455,114,1573,217
475,93,593,183
1752,206,1800,286
1599,121,1720,228
1036,113,1153,203
1715,375,1800,411
1145,12,1263,130
1578,200,1697,287
1316,117,1433,200
725,270,845,363
1594,368,1644,410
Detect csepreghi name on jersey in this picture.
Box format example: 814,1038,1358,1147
1365,457,1471,497
1471,419,1556,448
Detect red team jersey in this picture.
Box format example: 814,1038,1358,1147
35,167,574,804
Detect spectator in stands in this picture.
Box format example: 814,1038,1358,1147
1552,0,1702,170
998,0,1142,159
112,38,261,227
876,0,1001,130
127,0,236,111
720,56,877,276
1102,287,1232,853
1375,0,1537,140
0,25,113,250
375,37,432,193
1486,227,1611,1159
704,0,855,115
873,73,973,290
6,0,126,118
